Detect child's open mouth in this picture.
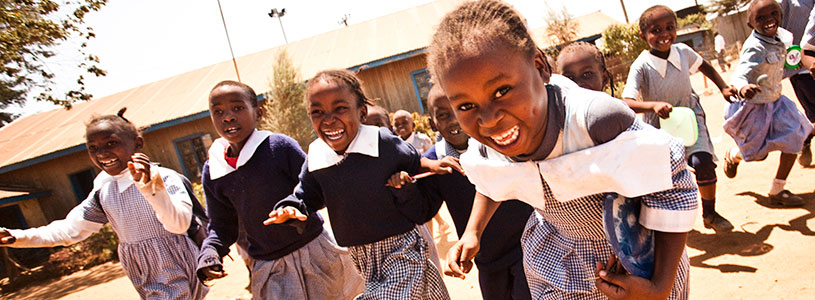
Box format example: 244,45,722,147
763,21,777,32
658,39,671,46
490,125,519,146
323,129,345,141
224,126,240,135
99,157,119,168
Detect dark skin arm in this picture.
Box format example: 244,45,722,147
803,53,815,80
444,192,500,279
698,60,738,103
623,99,673,119
595,231,688,299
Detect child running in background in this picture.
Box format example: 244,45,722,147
364,104,393,132
393,109,434,154
557,41,614,94
622,5,739,233
723,0,814,206
423,84,534,300
0,109,206,299
196,80,363,299
265,70,450,300
428,1,697,299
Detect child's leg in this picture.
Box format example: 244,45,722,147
790,74,815,166
724,147,743,178
768,153,804,207
689,152,733,232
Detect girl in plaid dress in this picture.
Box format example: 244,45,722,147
265,70,450,300
427,1,696,299
0,109,206,299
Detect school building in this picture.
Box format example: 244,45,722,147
0,0,619,229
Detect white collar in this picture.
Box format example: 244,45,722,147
207,129,272,180
644,45,682,78
93,169,134,194
405,132,416,143
307,125,380,172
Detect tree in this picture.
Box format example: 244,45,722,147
260,50,314,151
543,5,579,47
601,23,648,63
1,0,107,126
706,0,750,17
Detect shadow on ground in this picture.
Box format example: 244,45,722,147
0,262,125,300
738,191,815,236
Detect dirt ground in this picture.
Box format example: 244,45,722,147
2,70,815,299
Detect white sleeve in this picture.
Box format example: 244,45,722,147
621,56,645,100
6,197,105,248
136,167,193,234
803,8,815,51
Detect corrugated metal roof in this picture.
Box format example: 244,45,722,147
0,2,619,173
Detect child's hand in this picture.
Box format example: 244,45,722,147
594,254,668,300
263,206,308,225
651,102,673,119
739,84,762,100
435,156,464,176
385,171,412,189
127,153,152,184
200,265,228,282
444,233,480,279
0,228,16,244
721,85,739,103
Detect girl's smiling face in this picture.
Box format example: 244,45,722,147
307,80,367,153
749,0,782,37
438,46,548,157
86,121,143,175
641,9,677,54
558,50,609,92
209,85,262,153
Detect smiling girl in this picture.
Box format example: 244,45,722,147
428,1,697,299
265,70,451,300
0,109,206,299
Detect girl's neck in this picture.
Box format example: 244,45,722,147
649,48,670,59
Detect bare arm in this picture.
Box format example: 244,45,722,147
444,192,501,279
698,60,738,102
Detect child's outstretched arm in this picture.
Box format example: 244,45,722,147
620,60,673,119
731,44,766,100
0,194,107,248
595,231,688,299
264,160,324,226
445,191,500,279
420,156,464,176
131,153,193,234
698,60,738,102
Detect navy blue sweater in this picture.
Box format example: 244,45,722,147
200,134,323,261
424,146,533,270
278,128,440,247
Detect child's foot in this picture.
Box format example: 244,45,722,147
769,190,805,207
703,212,734,233
724,149,739,178
799,142,812,167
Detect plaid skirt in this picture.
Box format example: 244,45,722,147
348,228,450,300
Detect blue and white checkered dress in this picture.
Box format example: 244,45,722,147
521,121,694,300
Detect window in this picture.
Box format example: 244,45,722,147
174,133,212,183
69,168,96,203
410,69,432,114
0,205,27,229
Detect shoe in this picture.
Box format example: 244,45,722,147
724,149,739,178
799,143,812,167
703,212,734,232
769,190,805,207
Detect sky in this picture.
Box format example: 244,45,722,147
7,0,701,116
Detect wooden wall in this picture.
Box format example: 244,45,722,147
357,54,429,114
0,117,217,225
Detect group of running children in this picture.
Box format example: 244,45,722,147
2,0,813,299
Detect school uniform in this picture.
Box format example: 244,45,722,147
406,132,433,154
622,43,718,186
460,84,696,300
726,29,815,161
277,125,450,300
781,0,815,122
7,167,206,300
424,139,533,300
198,130,363,300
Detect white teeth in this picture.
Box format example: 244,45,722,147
224,127,239,133
323,129,345,141
99,158,118,167
450,128,461,135
490,125,519,146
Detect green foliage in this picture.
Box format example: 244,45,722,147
410,112,437,141
260,50,314,151
190,182,205,208
72,223,118,263
0,0,108,126
706,0,750,17
543,5,579,46
677,13,711,30
601,23,648,63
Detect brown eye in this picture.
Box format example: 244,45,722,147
495,86,511,98
458,103,477,112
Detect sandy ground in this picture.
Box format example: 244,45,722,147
2,71,815,299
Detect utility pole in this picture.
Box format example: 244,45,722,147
619,0,629,23
268,8,288,44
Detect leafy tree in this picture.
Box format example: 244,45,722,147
543,5,578,47
677,13,711,30
1,0,107,126
706,0,750,17
601,23,648,63
260,50,314,151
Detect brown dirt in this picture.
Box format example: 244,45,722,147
2,71,814,299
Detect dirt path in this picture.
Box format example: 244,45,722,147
2,71,815,299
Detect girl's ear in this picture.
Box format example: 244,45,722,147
255,105,264,121
533,50,551,83
135,136,144,151
602,70,611,88
359,105,368,122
